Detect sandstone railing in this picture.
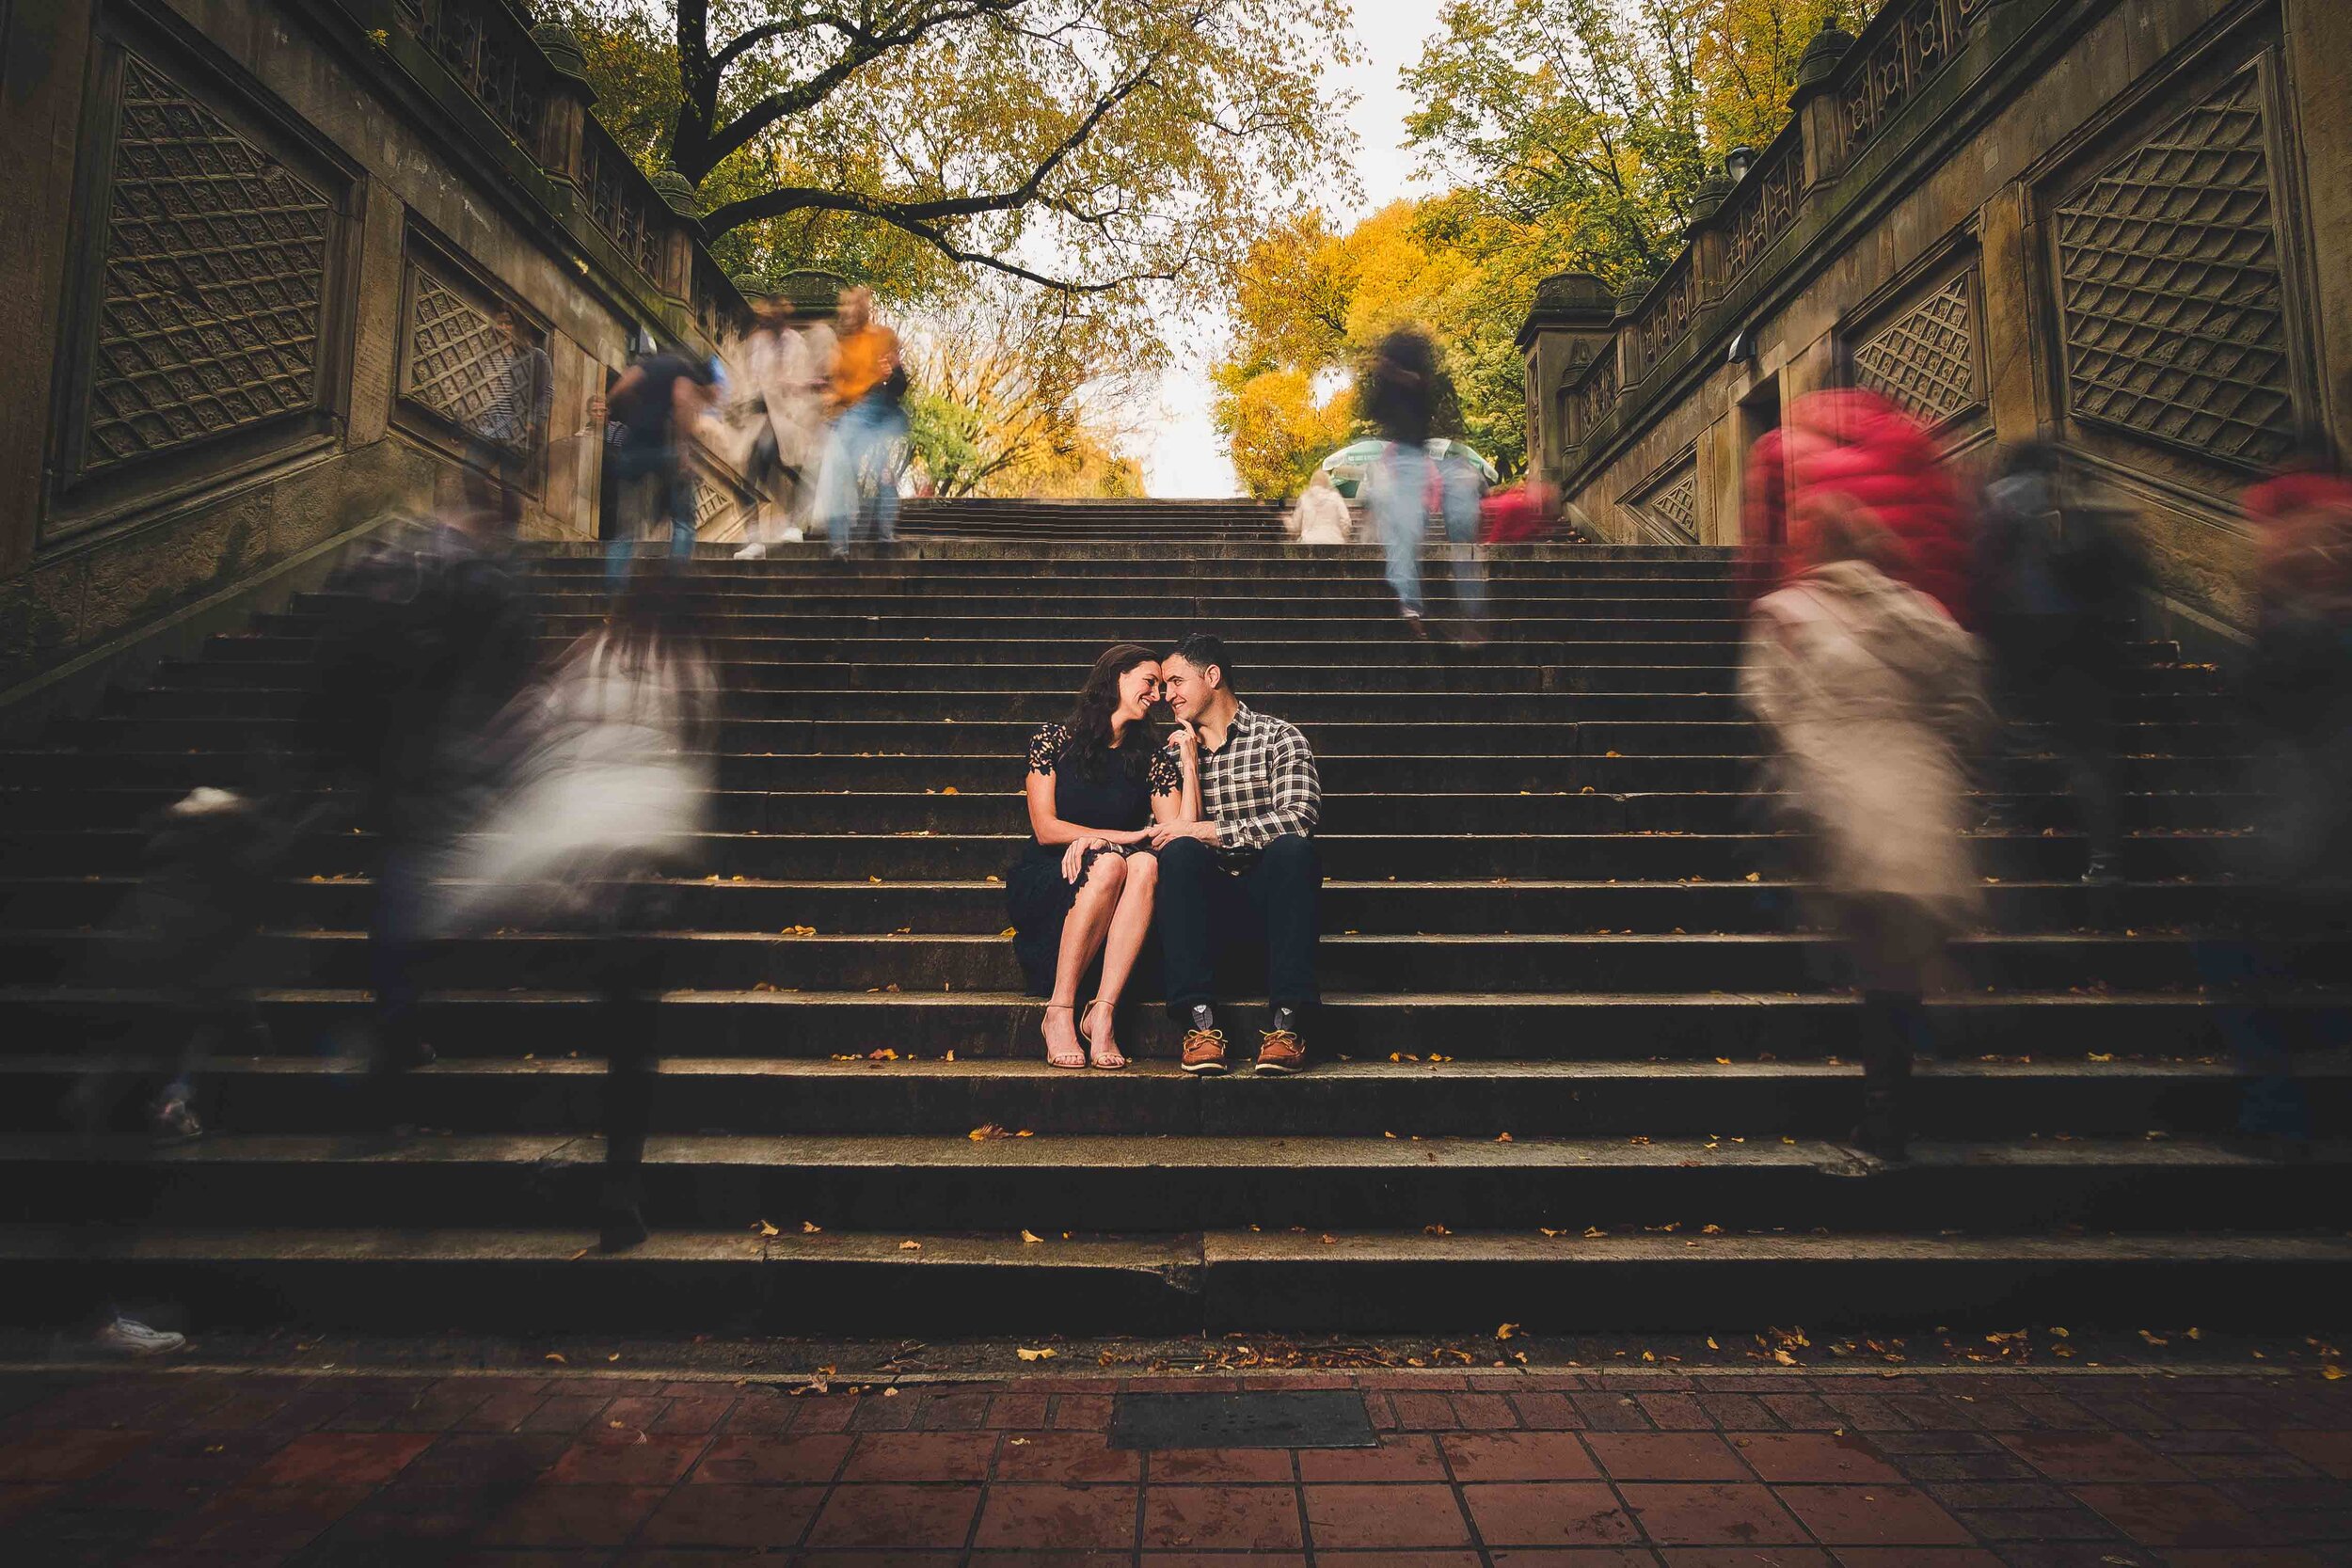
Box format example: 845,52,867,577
1550,0,2004,479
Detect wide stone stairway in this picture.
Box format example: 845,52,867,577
2,498,2346,1336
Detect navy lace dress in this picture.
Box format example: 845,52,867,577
1007,722,1180,995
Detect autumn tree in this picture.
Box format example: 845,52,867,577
545,0,1354,305
898,280,1150,497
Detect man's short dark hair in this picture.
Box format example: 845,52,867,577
1168,632,1234,692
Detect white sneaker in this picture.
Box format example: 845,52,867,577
95,1316,186,1357
733,543,766,560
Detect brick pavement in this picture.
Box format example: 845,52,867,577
0,1365,2346,1565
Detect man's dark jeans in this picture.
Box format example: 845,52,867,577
1157,833,1322,1021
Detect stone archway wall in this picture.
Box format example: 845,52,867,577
1520,0,2352,642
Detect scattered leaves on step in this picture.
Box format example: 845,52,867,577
1745,872,1760,882
754,1220,779,1237
1628,1135,1649,1146
1702,1224,1723,1234
801,1221,821,1234
2089,1052,2115,1062
2325,1365,2345,1381
752,982,779,992
970,1123,1011,1140
942,786,959,795
1772,1349,1797,1365
1021,1229,1043,1244
567,1247,589,1261
868,876,883,883
998,927,1018,937
1016,1346,1055,1361
1389,1053,1418,1063
1497,1323,1518,1340
1496,1132,1513,1143
1321,1233,1336,1244
899,1240,922,1251
986,875,1003,884
782,926,817,937
2139,1329,2168,1346
1707,1336,1721,1350
1583,1226,1607,1238
544,1353,566,1364
868,1048,898,1061
1423,1224,1452,1236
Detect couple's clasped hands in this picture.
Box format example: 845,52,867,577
1057,820,1218,882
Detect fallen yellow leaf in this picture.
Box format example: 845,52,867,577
755,1220,779,1237
898,1240,922,1251
802,1221,821,1234
1016,1346,1056,1361
1498,1323,1518,1339
545,1353,567,1364
1021,1229,1043,1244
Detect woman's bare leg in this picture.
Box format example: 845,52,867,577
1093,854,1158,1008
1044,854,1125,1062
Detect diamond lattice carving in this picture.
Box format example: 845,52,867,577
405,270,509,430
2055,68,2295,468
1640,463,1698,543
1854,273,1977,423
83,54,333,475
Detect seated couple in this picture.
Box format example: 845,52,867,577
1006,635,1323,1076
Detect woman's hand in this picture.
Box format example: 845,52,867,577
1166,723,1199,770
1060,836,1110,882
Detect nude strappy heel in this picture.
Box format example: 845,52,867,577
1042,1003,1086,1069
1082,998,1127,1070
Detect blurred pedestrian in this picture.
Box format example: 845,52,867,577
435,564,718,1249
595,345,717,586
1741,495,1991,1161
1742,380,1974,625
1438,443,1491,641
732,296,814,559
463,306,551,542
1359,330,1438,634
2201,431,2352,1148
1288,468,1351,545
310,510,538,1095
1481,480,1558,545
1972,440,2149,883
815,286,908,555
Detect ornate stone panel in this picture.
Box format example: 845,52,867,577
1853,272,1978,424
1724,137,1801,284
404,267,509,432
1630,456,1699,544
80,53,334,477
2054,68,2295,469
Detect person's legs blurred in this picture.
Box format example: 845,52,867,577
1370,446,1429,622
665,457,698,562
1441,463,1487,632
598,886,665,1251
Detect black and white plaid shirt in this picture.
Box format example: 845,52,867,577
1197,703,1321,870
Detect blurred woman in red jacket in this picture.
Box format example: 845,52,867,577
1742,383,1975,626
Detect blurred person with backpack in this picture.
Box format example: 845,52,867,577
1741,494,1992,1161
594,344,718,585
1971,440,2150,883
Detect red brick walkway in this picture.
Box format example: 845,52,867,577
2,1366,2347,1564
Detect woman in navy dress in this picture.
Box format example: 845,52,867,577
1007,643,1183,1069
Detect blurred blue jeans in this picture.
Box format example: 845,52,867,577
605,443,698,587
1439,454,1488,625
1369,444,1431,614
818,395,907,553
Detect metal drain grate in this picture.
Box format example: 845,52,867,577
1108,1390,1376,1450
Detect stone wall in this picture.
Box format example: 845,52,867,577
0,0,759,705
1520,0,2352,639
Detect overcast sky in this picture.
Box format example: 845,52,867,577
1136,1,1444,498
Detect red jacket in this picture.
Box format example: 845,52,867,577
1741,388,1975,625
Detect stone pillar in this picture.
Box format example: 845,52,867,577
530,23,596,195
1685,166,1732,310
2282,0,2352,450
1976,182,2048,447
649,169,702,308
1788,24,1853,198
1613,277,1652,392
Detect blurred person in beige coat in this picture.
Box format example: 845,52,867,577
1287,468,1352,545
1740,494,1991,1162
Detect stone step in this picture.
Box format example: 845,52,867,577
5,987,2317,1060
6,1223,2335,1334
3,1130,2340,1232
0,785,2258,836
10,1223,2346,1334
111,684,2232,730
5,927,2312,993
0,874,2242,934
0,828,2251,880
151,655,2222,699
20,1055,2339,1139
54,715,2243,759
0,747,2249,797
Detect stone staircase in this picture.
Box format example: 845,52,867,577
2,499,2345,1336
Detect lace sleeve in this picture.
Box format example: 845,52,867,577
1146,747,1181,798
1026,723,1068,775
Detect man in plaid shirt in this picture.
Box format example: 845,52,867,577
1147,633,1324,1074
